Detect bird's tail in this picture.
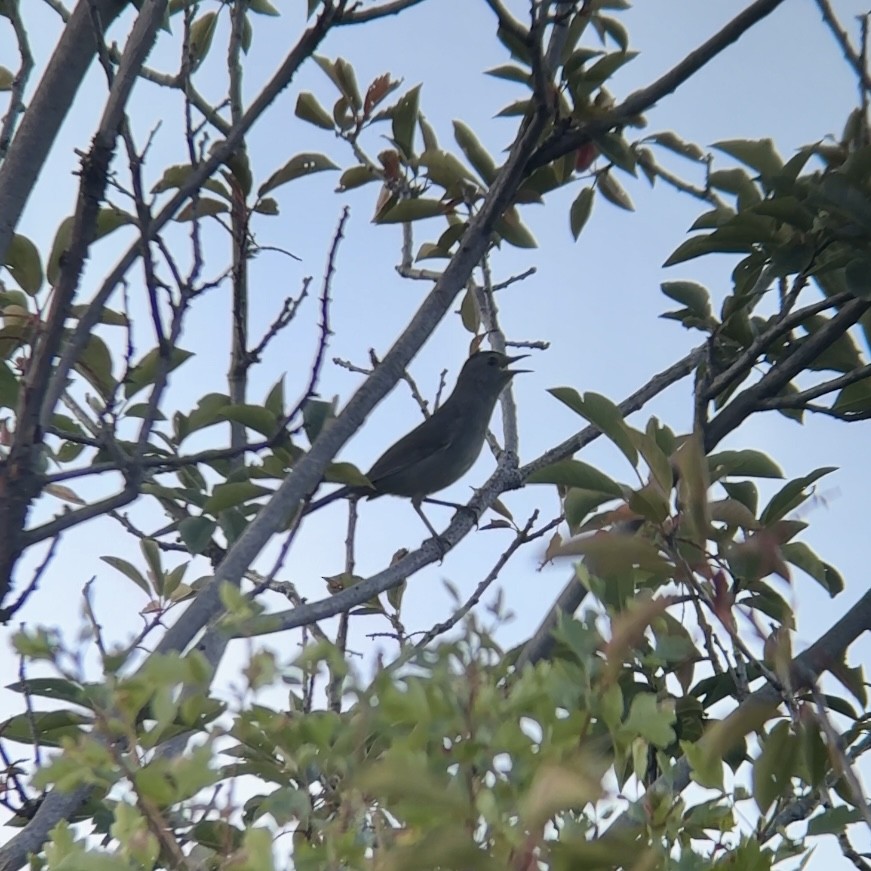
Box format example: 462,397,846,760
304,485,356,514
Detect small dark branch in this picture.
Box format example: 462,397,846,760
477,256,521,454
81,578,108,662
416,511,558,649
774,402,871,421
0,536,60,623
39,0,345,432
702,290,854,403
21,484,139,548
110,511,188,552
17,653,42,767
283,207,347,427
815,0,871,93
365,348,431,418
705,298,871,450
43,427,103,447
527,2,551,114
227,0,250,461
329,503,358,712
756,362,871,410
837,832,871,871
338,0,427,24
861,15,870,147
0,741,36,822
247,510,305,601
529,0,789,169
637,149,724,206
0,0,34,161
248,276,312,363
808,684,871,831
0,0,167,604
515,568,585,669
491,266,537,292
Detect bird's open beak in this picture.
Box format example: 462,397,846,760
505,353,531,374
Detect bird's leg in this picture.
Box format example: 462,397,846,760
411,498,449,556
420,496,479,524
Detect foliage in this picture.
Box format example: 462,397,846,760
0,1,870,869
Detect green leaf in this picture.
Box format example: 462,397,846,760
648,131,705,161
0,360,19,409
178,517,217,555
806,806,863,837
495,98,532,118
573,391,637,467
74,334,116,400
69,304,129,326
597,170,634,211
526,459,622,495
264,376,284,417
563,488,615,530
713,139,783,180
5,678,102,710
664,233,752,267
101,556,150,594
0,66,14,91
415,242,450,261
302,396,336,444
781,542,841,596
258,153,339,195
622,693,675,747
325,462,371,488
336,165,380,191
254,197,278,215
419,148,478,190
660,281,711,320
188,11,218,68
453,121,497,185
760,467,837,524
494,208,537,248
595,132,636,175
295,92,335,130
247,0,279,13
753,721,798,814
48,208,134,285
151,164,230,199
484,64,531,85
4,233,43,295
1,710,90,747
459,287,480,333
630,430,674,494
218,404,279,437
376,198,446,224
391,84,421,159
708,450,783,480
124,347,193,399
683,739,724,791
204,481,272,515
570,187,595,240
833,377,871,413
175,198,229,222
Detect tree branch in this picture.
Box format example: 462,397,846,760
527,0,789,170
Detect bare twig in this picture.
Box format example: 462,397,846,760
415,512,559,649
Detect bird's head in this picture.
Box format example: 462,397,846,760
459,350,530,394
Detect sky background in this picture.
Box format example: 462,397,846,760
2,0,871,865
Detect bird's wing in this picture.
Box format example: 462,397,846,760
366,413,455,483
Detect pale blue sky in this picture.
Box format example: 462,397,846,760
2,1,870,865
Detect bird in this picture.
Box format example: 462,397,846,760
305,350,529,537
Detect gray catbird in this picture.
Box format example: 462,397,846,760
306,350,529,534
